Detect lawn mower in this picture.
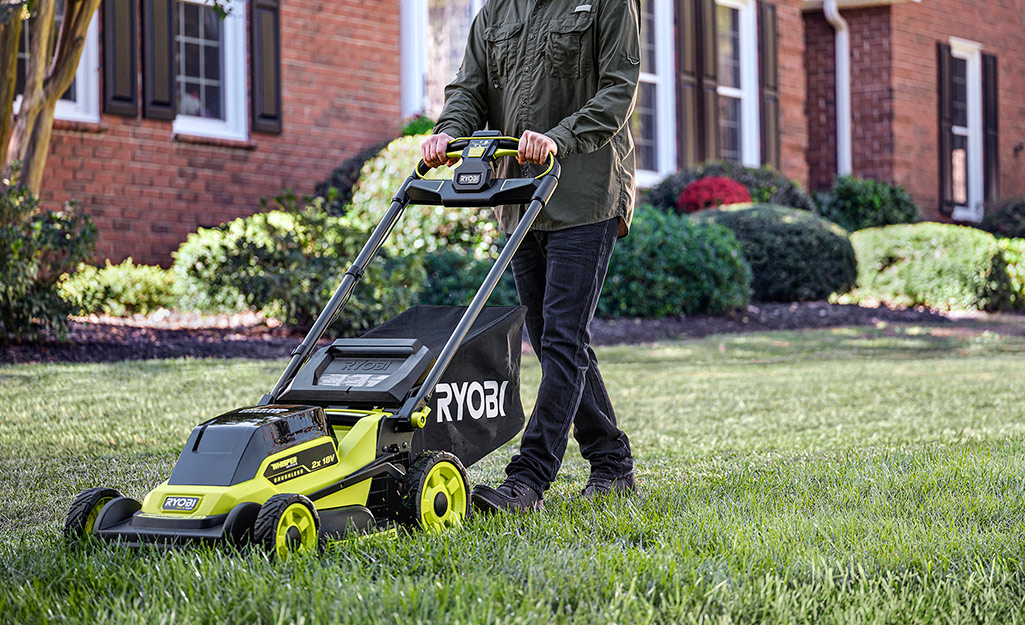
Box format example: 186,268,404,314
64,132,560,558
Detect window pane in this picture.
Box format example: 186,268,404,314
631,82,658,172
952,134,968,205
176,1,224,120
639,0,656,74
182,3,200,38
719,94,742,162
951,57,968,128
717,5,740,89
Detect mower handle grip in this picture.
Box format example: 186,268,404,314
414,136,557,180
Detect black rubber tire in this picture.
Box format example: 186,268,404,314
398,451,469,530
252,494,320,558
64,487,121,539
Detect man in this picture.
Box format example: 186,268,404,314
421,0,641,512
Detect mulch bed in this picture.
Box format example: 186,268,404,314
2,302,1011,366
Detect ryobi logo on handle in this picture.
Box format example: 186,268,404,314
162,496,201,512
434,380,509,422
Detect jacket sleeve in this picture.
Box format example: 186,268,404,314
434,9,490,138
545,0,641,156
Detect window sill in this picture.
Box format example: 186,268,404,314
173,133,257,150
52,118,107,134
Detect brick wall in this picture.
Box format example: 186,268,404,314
776,0,810,188
891,0,1025,220
804,6,894,193
40,0,402,266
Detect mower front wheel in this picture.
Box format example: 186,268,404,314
64,487,121,539
253,494,320,559
399,451,469,532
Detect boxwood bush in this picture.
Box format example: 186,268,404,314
999,238,1025,309
815,175,920,232
694,204,857,302
598,205,751,318
1,178,96,343
60,259,179,316
850,223,1014,312
419,248,520,307
646,161,815,213
980,197,1025,239
171,194,424,332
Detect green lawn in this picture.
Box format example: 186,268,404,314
2,324,1025,624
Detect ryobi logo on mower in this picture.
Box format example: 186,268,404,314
434,380,509,422
263,441,338,485
162,496,201,512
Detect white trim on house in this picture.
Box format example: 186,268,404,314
637,0,677,189
949,36,984,223
171,0,248,142
54,11,100,123
716,0,760,167
400,0,429,118
14,10,100,123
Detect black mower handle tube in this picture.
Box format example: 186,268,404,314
262,135,560,410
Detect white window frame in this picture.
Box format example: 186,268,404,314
172,0,248,142
949,36,984,223
716,0,760,167
13,9,100,123
401,0,486,120
636,0,677,189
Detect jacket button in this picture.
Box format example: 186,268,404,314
493,82,500,89
520,100,527,107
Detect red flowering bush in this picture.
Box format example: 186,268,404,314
676,176,752,214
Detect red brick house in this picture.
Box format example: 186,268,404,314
32,0,1025,265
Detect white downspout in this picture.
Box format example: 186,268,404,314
824,0,852,176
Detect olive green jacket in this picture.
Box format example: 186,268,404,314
434,0,641,237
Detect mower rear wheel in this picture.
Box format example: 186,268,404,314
399,451,468,532
64,487,121,539
253,494,320,559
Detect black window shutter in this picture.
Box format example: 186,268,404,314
982,53,999,203
758,2,779,170
251,0,282,133
102,0,138,116
937,42,954,215
143,0,176,120
676,0,699,168
699,0,719,161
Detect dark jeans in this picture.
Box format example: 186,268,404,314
505,217,633,494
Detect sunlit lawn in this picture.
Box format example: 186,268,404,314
2,323,1024,624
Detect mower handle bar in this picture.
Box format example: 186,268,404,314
261,133,561,417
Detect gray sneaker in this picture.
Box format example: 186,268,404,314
471,479,543,513
580,472,636,498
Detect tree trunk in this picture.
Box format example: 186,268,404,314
19,101,56,192
10,0,100,193
0,16,23,171
9,0,54,174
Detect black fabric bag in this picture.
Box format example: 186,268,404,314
361,305,526,467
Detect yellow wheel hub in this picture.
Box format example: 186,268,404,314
419,461,467,531
83,496,113,535
274,503,317,558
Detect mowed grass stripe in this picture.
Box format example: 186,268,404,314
1,325,1025,623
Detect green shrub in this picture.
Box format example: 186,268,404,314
314,141,389,217
348,134,502,257
694,204,856,302
815,175,920,231
171,228,249,314
171,193,424,332
59,259,179,317
419,248,520,307
849,223,1014,312
598,205,750,318
980,197,1025,239
1,177,96,343
401,114,435,137
998,238,1025,309
646,161,815,213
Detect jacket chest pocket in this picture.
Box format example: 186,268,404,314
546,12,594,79
485,22,524,83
